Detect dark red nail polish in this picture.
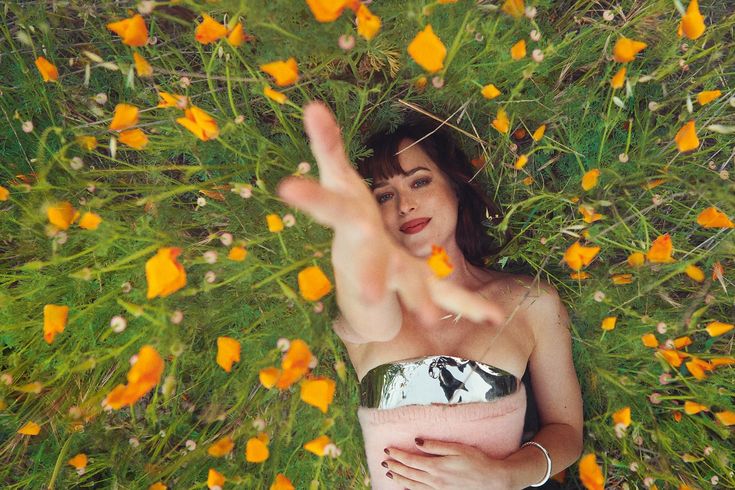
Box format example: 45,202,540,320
381,461,388,468
386,471,393,479
415,437,424,446
384,448,390,455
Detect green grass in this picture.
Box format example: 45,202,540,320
1,1,734,488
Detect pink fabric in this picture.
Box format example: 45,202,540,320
357,382,527,489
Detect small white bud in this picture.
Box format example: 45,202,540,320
110,315,127,333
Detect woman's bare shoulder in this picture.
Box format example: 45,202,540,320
480,270,559,311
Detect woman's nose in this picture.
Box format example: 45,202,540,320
398,197,417,216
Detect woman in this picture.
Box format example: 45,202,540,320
277,101,583,489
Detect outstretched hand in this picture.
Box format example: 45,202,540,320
276,100,505,328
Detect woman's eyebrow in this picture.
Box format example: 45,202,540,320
373,166,430,190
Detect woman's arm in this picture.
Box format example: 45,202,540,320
503,281,584,488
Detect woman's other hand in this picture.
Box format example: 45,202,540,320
276,100,504,328
382,439,513,489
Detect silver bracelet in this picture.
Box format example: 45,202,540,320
520,441,551,487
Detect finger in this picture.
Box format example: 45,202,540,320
426,276,505,326
386,469,434,490
414,438,463,456
302,101,362,192
384,462,433,489
276,175,347,229
384,448,439,474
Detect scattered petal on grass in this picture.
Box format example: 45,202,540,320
207,468,225,489
696,207,734,228
304,435,331,456
146,247,186,299
176,105,219,141
407,25,446,73
481,83,501,99
601,316,617,331
300,376,336,413
68,453,88,469
581,169,600,191
107,14,148,47
216,337,241,373
18,421,41,435
579,453,605,490
208,436,234,457
675,120,699,153
245,436,269,463
705,321,733,337
678,0,706,40
563,241,600,271
696,89,720,105
298,266,332,301
356,4,381,40
613,36,647,63
270,474,295,490
43,304,69,344
260,58,299,87
646,234,675,263
195,14,228,44
492,108,509,134
35,56,58,82
510,39,526,60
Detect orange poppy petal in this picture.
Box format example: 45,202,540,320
407,24,446,73
297,266,333,301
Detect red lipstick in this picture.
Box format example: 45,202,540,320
400,218,430,234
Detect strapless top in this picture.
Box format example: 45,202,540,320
359,355,521,409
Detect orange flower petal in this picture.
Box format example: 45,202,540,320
696,207,734,228
107,14,148,47
481,84,501,99
245,437,269,463
581,169,600,191
684,264,704,282
492,108,510,134
300,376,336,413
43,304,69,344
35,56,59,82
563,241,601,271
228,246,248,261
501,0,525,18
611,66,626,89
266,213,284,232
109,103,140,131
264,86,287,104
133,52,153,77
532,124,546,142
207,468,226,489
679,0,706,40
157,91,189,109
305,0,353,22
514,154,529,170
684,400,708,415
118,128,149,149
270,474,295,490
298,265,332,301
612,406,631,427
216,336,241,373
68,453,88,469
304,435,331,456
427,244,453,278
226,22,246,47
78,211,102,230
601,316,617,331
0,185,9,201
646,233,675,263
696,89,720,105
356,4,381,41
176,105,219,141
510,39,526,60
673,336,692,349
715,411,735,426
627,252,645,267
260,58,299,87
145,247,187,299
705,321,733,337
641,333,659,348
76,135,98,151
612,36,647,63
578,453,605,490
611,273,633,285
674,120,699,153
195,14,228,45
259,367,281,389
207,436,234,457
18,421,41,435
407,24,446,73
47,201,77,230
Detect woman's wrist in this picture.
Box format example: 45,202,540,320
502,441,551,489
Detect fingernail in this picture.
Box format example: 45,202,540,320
386,471,393,479
381,461,388,468
384,448,390,455
415,437,424,446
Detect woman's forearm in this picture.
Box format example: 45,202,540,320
503,423,583,489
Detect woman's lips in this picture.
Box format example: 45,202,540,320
400,218,430,234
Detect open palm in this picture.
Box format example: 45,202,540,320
276,100,505,328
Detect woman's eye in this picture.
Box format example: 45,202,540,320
376,178,430,204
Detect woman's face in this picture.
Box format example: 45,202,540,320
371,138,459,258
